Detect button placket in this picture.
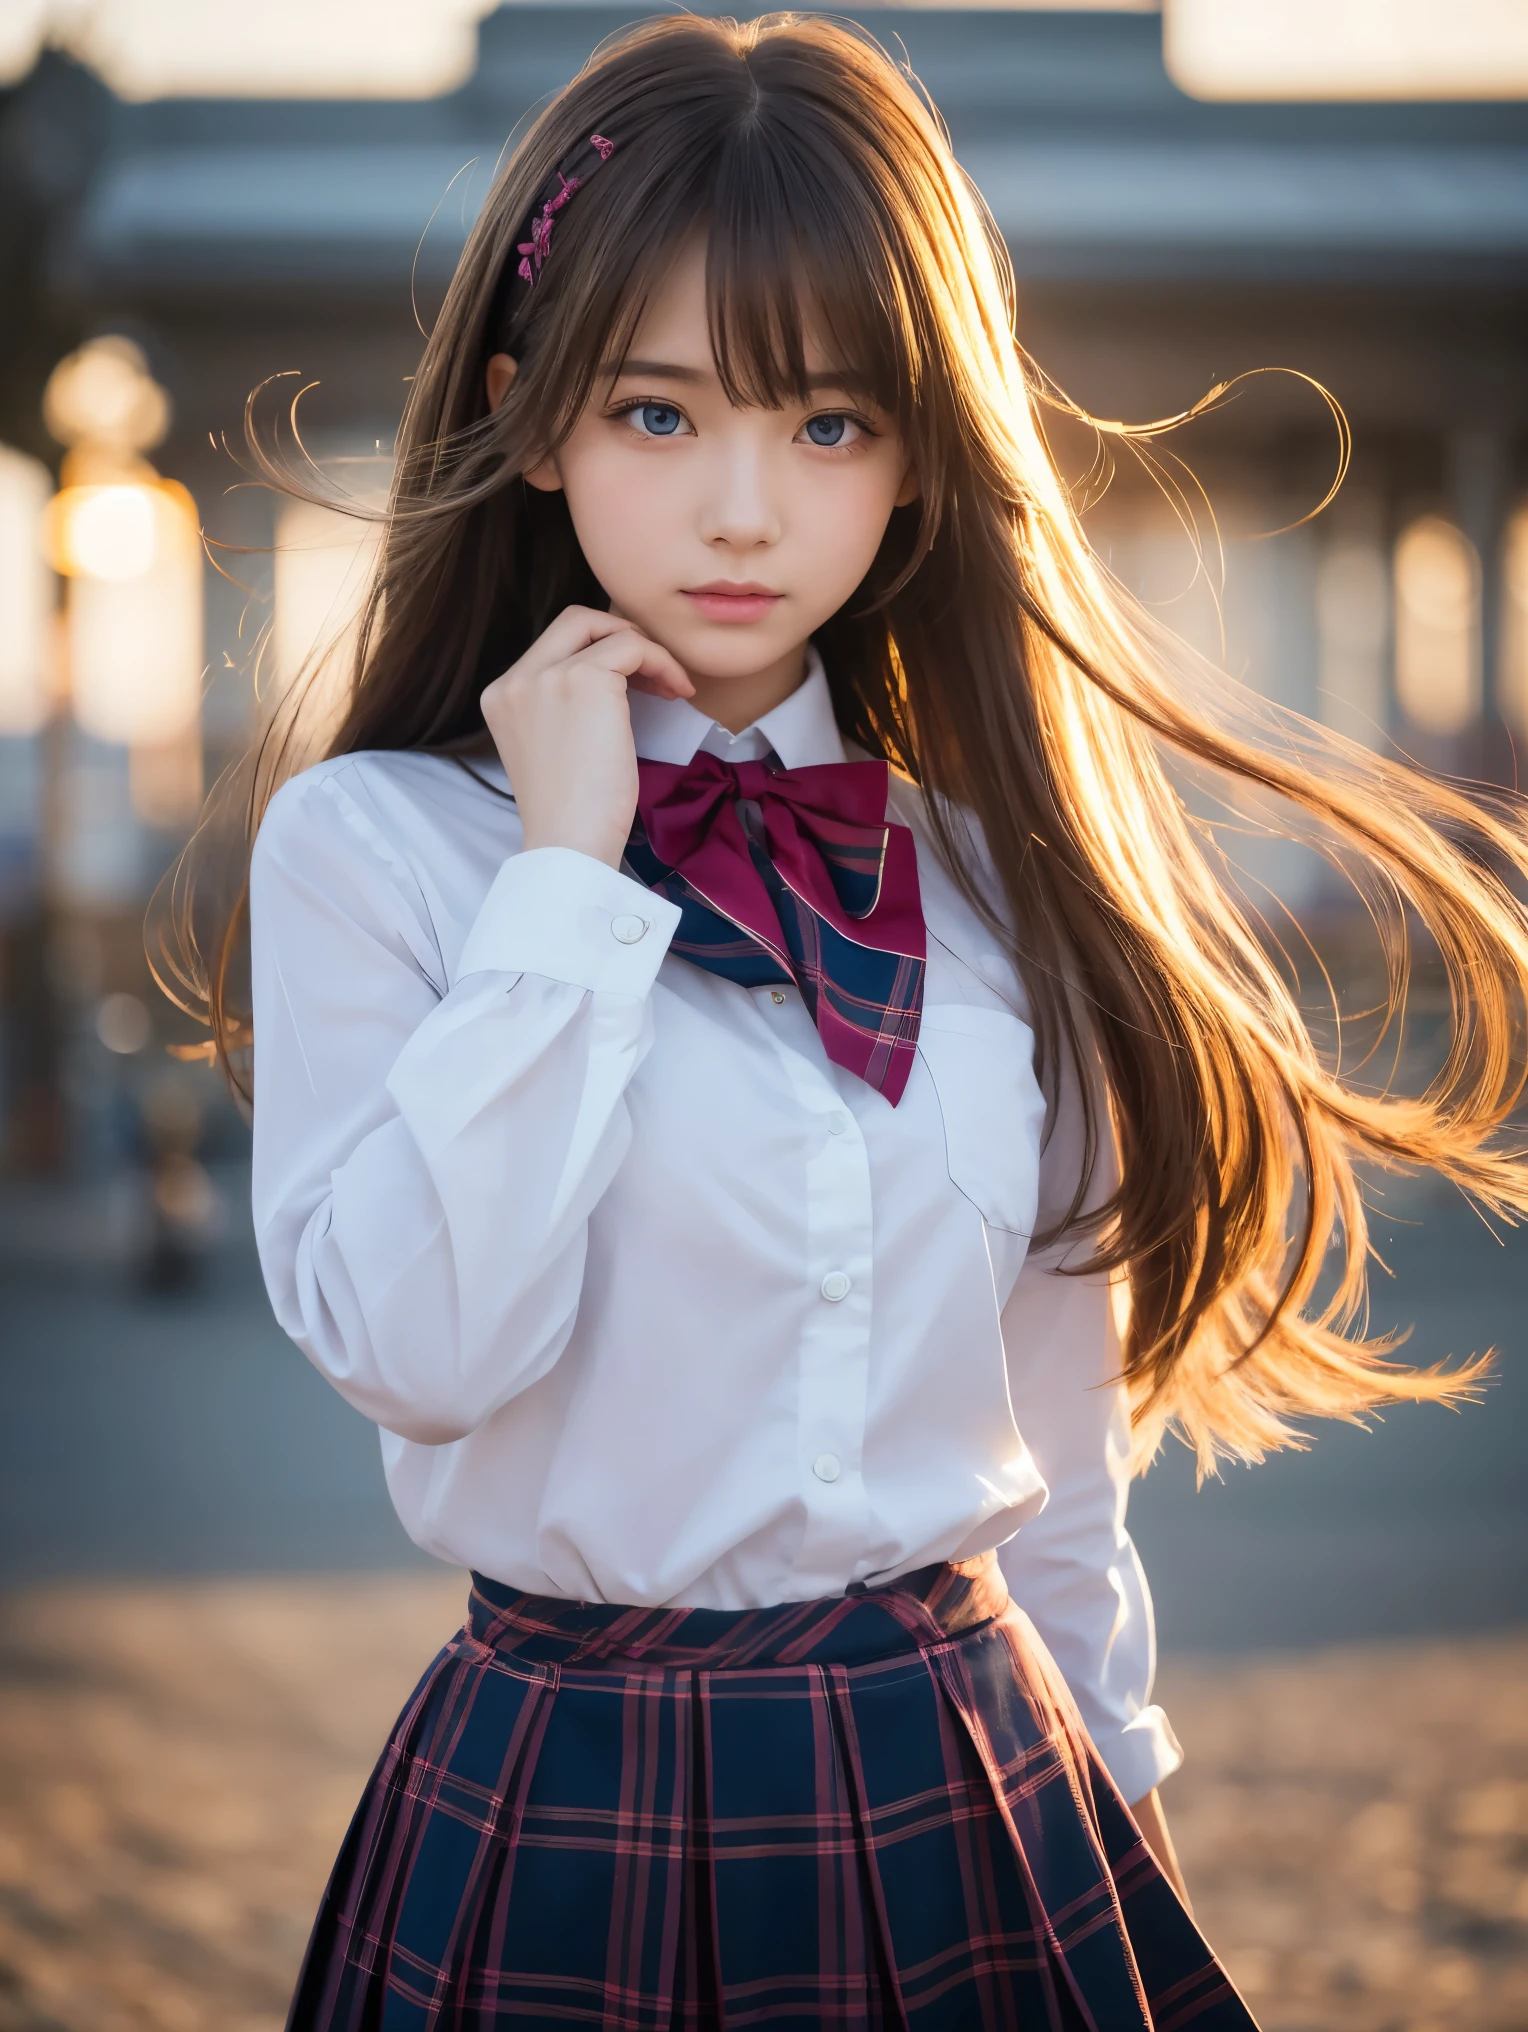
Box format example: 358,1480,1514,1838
781,1070,874,1587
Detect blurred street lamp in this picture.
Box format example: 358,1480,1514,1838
42,336,204,825
1394,516,1481,738
43,334,171,455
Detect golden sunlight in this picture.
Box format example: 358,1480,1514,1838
1166,0,1528,101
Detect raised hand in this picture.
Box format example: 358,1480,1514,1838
481,606,693,869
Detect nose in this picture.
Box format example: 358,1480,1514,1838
696,433,781,551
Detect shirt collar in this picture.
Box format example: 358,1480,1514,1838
627,645,845,771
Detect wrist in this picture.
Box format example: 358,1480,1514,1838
519,823,626,871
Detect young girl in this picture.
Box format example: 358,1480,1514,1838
230,15,1528,2028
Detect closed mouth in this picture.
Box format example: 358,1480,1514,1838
682,583,785,623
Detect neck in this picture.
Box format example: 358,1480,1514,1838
684,643,809,734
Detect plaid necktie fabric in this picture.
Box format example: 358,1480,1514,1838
626,750,927,1105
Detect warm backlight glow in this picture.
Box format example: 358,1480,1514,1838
1166,0,1528,101
50,485,157,580
0,444,54,734
4,0,501,99
5,0,1157,97
43,336,169,454
1393,517,1480,737
68,485,204,746
1500,505,1528,741
272,497,382,748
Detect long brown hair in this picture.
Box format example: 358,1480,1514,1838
179,11,1528,1468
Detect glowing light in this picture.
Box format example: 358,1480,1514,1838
69,485,204,746
12,0,501,100
1500,505,1528,741
1165,0,1528,102
1393,517,1480,736
0,2,48,86
0,444,54,734
43,336,170,455
273,497,382,750
48,484,158,580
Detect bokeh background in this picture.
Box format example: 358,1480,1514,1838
0,4,1526,2028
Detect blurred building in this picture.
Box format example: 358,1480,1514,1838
0,4,1525,1167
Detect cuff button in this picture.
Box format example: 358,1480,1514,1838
611,914,650,945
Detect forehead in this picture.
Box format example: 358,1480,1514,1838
608,234,863,395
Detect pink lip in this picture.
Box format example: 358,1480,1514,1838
683,582,783,623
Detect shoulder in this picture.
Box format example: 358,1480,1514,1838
256,748,512,878
251,748,522,988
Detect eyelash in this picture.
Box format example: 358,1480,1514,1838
606,397,878,452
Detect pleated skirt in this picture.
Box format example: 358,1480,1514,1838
286,1555,1258,2030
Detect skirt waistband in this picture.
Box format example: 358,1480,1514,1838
467,1552,1011,1670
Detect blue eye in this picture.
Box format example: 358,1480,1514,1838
634,402,683,436
804,414,849,447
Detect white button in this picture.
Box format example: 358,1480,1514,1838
827,1111,849,1135
610,914,649,945
820,1271,851,1302
812,1452,842,1483
769,989,786,1005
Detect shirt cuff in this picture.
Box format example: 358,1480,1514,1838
457,847,681,997
1091,1704,1184,1806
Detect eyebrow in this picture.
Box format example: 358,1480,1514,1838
604,357,867,394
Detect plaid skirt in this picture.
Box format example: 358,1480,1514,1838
287,1556,1258,2031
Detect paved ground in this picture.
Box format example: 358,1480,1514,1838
0,1573,1522,2032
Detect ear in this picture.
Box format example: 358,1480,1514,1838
485,351,517,411
486,350,563,493
894,462,921,510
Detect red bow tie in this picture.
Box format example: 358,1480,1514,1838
628,752,927,1105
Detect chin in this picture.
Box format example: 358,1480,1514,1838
670,630,798,680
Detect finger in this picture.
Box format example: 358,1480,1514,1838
586,629,694,700
521,606,640,675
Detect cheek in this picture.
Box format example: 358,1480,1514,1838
796,463,903,577
562,451,677,583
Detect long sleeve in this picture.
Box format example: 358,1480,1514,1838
250,763,681,1446
994,1041,1182,1805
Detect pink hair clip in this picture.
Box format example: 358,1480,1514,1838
515,133,617,287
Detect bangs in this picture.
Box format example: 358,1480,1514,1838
522,89,920,431
701,126,912,419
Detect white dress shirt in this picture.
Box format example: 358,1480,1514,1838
249,652,1181,1803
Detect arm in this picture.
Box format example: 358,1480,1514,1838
993,1039,1186,1877
994,1249,1183,1806
251,766,680,1442
253,606,696,1443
